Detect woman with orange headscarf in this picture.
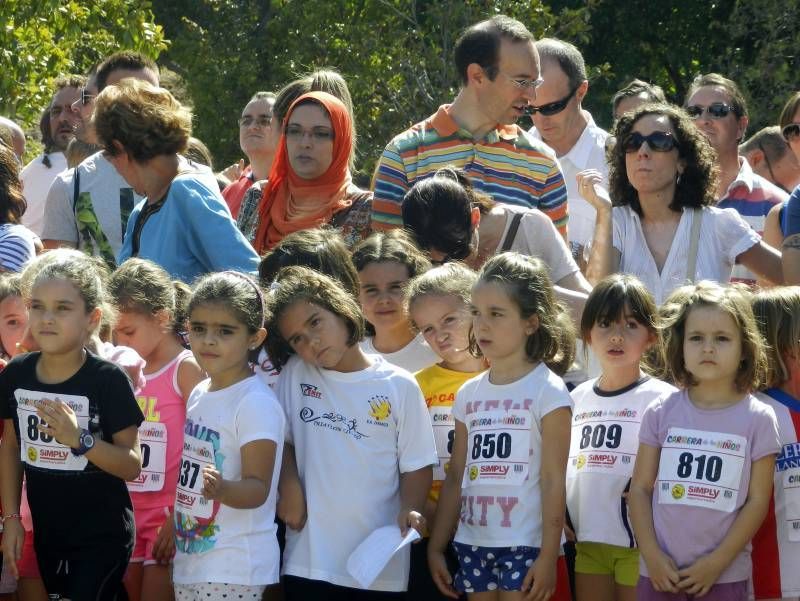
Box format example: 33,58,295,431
244,91,372,253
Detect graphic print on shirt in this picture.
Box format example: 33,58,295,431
299,404,370,440
657,427,747,513
15,389,90,471
777,440,800,540
175,418,223,553
567,406,640,477
129,395,167,492
75,187,134,269
429,400,455,481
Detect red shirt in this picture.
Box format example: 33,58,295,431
222,166,255,219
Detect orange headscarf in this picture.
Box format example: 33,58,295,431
253,91,353,253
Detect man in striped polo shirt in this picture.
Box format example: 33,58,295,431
371,15,569,241
685,73,787,285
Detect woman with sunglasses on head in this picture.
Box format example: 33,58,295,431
777,92,800,284
580,103,782,304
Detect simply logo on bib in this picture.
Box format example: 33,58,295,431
16,390,90,471
567,407,640,477
464,409,530,487
430,405,454,481
175,436,214,519
657,427,746,513
128,422,167,492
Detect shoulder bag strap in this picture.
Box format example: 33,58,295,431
500,212,524,252
72,167,81,242
685,208,703,283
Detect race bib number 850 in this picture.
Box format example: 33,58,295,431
463,410,530,487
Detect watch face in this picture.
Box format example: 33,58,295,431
82,432,95,448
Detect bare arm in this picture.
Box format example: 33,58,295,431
737,241,784,286
554,284,588,327
42,239,77,250
0,420,24,577
577,170,619,285
397,465,433,536
277,443,307,530
176,356,205,402
202,439,277,509
783,234,800,285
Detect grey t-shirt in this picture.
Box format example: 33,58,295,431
42,151,141,268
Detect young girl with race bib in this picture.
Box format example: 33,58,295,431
172,272,284,601
750,287,800,601
428,252,575,601
267,266,436,599
0,250,145,601
406,262,486,600
629,282,780,601
567,275,677,601
109,258,205,601
352,230,438,373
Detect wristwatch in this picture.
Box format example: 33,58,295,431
71,428,96,456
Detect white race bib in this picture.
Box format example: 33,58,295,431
567,410,640,477
430,405,454,482
657,427,746,513
463,409,530,487
782,466,800,541
15,390,90,471
175,435,214,519
128,422,168,493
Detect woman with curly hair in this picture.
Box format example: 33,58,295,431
579,103,782,304
0,144,36,273
93,79,259,282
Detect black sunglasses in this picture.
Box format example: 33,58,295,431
783,123,800,142
524,86,579,117
622,131,679,153
685,102,733,120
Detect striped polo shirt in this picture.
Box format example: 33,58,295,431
718,157,787,284
371,104,568,237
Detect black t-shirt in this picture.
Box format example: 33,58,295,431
0,352,144,558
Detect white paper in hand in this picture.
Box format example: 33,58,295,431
346,525,421,589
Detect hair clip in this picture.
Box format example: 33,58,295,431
268,281,281,294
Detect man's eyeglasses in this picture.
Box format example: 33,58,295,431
285,125,334,142
622,131,679,153
80,88,96,106
685,102,734,120
782,123,800,143
525,86,579,117
500,73,544,91
238,115,271,128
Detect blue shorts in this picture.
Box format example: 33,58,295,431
452,542,539,593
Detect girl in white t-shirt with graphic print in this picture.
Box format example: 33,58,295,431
172,272,284,601
428,252,574,601
268,266,436,600
567,275,676,601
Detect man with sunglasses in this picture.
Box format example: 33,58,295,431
371,15,569,242
19,75,84,237
685,73,787,285
42,51,159,268
528,38,609,267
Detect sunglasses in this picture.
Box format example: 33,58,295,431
525,86,579,117
685,102,734,120
622,131,679,153
80,88,96,106
782,123,800,142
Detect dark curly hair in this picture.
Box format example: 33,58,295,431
0,144,26,224
608,103,718,217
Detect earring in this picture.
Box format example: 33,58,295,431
676,173,682,185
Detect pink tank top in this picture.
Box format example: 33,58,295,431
128,349,192,510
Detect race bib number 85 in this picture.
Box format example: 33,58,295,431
657,427,746,513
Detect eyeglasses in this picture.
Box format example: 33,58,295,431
500,72,544,91
80,88,96,106
238,115,271,128
285,125,334,142
782,123,800,142
622,131,679,153
525,86,579,116
685,102,734,120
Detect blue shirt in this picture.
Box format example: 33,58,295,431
118,171,259,282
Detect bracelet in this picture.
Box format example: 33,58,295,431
1,513,21,523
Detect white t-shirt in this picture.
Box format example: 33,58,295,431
173,375,285,586
360,333,439,373
277,354,437,592
254,348,280,390
452,363,572,548
612,205,760,305
531,113,609,251
20,152,67,237
566,376,676,548
492,205,580,285
41,151,142,267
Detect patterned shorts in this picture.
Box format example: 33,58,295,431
174,582,266,601
452,542,540,593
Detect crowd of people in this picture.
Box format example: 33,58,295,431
0,11,799,601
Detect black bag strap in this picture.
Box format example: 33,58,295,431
500,212,524,252
72,167,81,242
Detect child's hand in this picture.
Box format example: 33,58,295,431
201,465,226,501
0,517,24,578
151,509,175,565
642,548,681,593
397,509,426,538
677,554,725,597
36,398,81,448
522,553,556,601
277,476,307,531
426,547,459,599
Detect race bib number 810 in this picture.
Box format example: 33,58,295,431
657,427,746,513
